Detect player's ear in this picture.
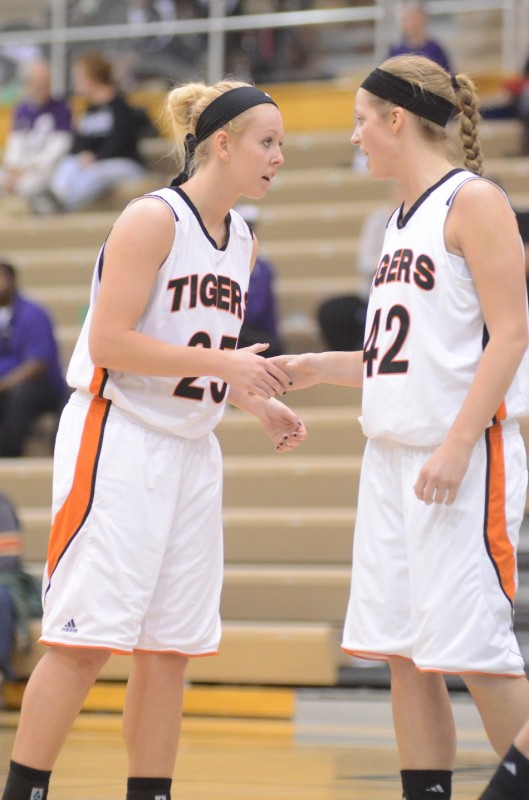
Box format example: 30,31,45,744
390,106,405,133
215,130,231,161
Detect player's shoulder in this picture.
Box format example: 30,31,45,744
452,173,506,202
119,192,177,226
448,173,509,219
105,193,177,254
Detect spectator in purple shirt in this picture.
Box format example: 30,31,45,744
389,1,452,73
0,60,72,210
0,261,67,457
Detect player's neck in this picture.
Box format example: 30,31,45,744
399,158,457,213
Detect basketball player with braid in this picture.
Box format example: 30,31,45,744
272,55,529,800
1,80,308,800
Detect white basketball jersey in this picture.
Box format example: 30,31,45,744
361,169,529,446
67,187,253,437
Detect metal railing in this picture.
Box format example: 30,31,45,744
0,0,528,94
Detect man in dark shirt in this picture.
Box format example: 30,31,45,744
0,261,67,456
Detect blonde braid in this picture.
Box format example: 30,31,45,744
452,73,483,176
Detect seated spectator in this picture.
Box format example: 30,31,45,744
0,60,72,212
0,491,42,688
389,0,452,72
32,52,147,214
235,204,284,358
0,260,67,457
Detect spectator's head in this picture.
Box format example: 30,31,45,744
0,261,17,307
399,1,428,47
22,59,53,107
72,52,115,99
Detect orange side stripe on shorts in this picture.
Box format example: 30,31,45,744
484,422,516,604
46,395,111,582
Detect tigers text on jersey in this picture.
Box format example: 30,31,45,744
67,187,252,438
361,169,529,446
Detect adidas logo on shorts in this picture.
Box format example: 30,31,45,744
30,788,44,800
425,787,445,794
503,760,517,776
61,618,78,633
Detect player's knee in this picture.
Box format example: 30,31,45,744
387,656,417,676
48,644,111,678
133,650,189,672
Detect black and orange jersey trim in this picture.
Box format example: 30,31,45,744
89,366,109,398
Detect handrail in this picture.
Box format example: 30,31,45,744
0,0,527,90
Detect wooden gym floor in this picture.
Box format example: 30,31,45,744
0,687,498,799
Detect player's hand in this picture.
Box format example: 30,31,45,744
268,353,321,391
221,344,291,399
413,438,473,505
258,397,308,453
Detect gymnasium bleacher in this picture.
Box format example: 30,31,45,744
1,4,529,708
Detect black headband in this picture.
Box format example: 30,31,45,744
171,86,278,187
195,85,277,143
360,67,458,127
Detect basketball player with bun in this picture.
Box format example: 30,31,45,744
272,55,529,800
1,80,307,800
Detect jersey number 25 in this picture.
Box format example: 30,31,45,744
173,332,237,403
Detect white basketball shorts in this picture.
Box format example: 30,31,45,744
342,420,528,676
40,390,224,656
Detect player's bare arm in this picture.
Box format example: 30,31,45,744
89,198,290,399
270,350,364,390
445,179,528,442
414,180,529,506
